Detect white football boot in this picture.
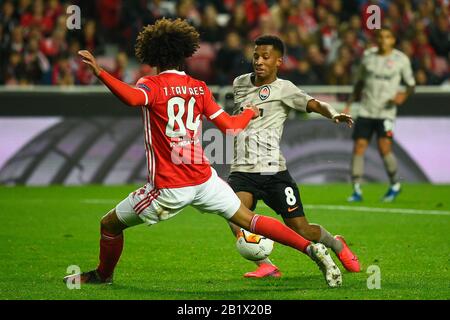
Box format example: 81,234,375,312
309,243,342,288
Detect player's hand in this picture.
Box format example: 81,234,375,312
244,103,260,119
78,50,101,76
332,113,353,128
342,105,351,115
389,92,408,106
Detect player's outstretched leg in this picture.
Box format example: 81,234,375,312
229,204,342,287
228,221,281,278
63,209,128,285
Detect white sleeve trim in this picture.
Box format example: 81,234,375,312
137,88,149,106
209,109,224,120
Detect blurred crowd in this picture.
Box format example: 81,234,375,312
0,0,449,86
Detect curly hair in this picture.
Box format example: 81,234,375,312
135,18,200,70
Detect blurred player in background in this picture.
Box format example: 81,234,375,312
63,18,343,288
226,35,360,278
344,28,415,202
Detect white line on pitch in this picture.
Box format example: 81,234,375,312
82,199,117,204
304,205,450,216
82,199,450,216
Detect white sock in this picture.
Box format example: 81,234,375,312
255,257,273,266
306,244,313,257
392,182,401,192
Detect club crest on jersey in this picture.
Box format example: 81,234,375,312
258,86,270,101
386,59,394,68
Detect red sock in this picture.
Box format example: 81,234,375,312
250,215,311,254
97,230,123,280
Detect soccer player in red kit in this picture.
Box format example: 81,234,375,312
63,18,342,287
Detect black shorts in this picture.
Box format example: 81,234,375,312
227,170,305,218
352,117,394,141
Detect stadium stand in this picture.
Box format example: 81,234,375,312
0,0,448,86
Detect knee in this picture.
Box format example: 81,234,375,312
284,218,310,238
379,147,391,157
228,204,255,231
100,209,123,235
354,142,367,155
100,215,110,230
378,139,392,156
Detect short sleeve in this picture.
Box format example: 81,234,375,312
401,56,416,87
136,77,157,106
282,81,314,112
202,84,224,120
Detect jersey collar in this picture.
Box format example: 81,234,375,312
250,72,279,87
159,70,186,75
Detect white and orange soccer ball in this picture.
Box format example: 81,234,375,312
236,229,274,261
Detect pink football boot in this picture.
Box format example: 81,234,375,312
334,235,361,272
244,263,282,278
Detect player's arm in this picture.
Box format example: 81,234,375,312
209,104,259,135
343,58,366,114
346,80,364,105
306,99,353,127
343,79,364,115
390,57,416,106
389,85,415,106
202,85,259,135
78,50,148,107
389,57,416,106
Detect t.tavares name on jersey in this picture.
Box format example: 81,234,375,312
162,86,205,96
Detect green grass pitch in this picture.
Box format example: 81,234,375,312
0,184,449,300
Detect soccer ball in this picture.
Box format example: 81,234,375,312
236,229,274,261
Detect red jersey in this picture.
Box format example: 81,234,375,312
137,70,223,188
98,69,255,189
